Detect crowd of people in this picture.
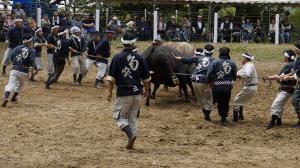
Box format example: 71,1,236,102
0,6,296,44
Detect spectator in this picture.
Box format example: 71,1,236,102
51,12,60,26
191,15,206,41
7,12,17,29
71,13,83,29
108,16,122,36
241,18,253,43
13,3,25,18
269,18,276,43
180,16,191,42
20,13,29,28
27,19,37,36
82,13,95,40
0,13,7,41
232,20,241,42
1,2,10,17
137,16,151,41
220,16,233,42
157,15,166,40
42,14,51,38
166,15,180,41
281,16,292,44
253,18,265,42
60,12,72,31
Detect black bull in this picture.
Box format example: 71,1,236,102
142,45,195,106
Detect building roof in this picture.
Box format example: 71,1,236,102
101,0,300,4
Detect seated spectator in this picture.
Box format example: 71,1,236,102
281,16,292,44
82,13,95,40
191,15,206,41
137,16,151,41
51,12,60,26
13,3,25,18
108,16,122,36
71,13,83,29
166,15,181,41
253,18,265,42
220,16,233,42
60,12,72,32
7,12,17,29
180,16,191,42
0,13,7,41
269,18,276,43
1,2,10,17
241,18,253,43
157,15,166,40
232,20,241,42
20,13,29,28
27,19,36,36
42,14,51,38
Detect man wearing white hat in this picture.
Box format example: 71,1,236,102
69,26,86,85
232,53,258,122
2,19,30,76
30,27,48,81
266,50,296,129
2,34,35,107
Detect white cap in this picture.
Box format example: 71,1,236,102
242,53,255,60
71,26,81,34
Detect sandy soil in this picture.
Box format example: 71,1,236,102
0,42,300,168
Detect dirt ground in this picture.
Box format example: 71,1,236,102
0,42,300,168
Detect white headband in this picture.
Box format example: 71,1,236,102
204,49,214,54
23,37,33,43
121,37,136,45
242,53,254,60
51,25,59,30
35,28,42,34
284,52,295,60
194,50,203,55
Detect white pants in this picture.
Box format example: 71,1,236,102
5,70,28,93
35,57,43,71
193,83,213,111
2,48,14,66
233,88,256,111
47,53,55,75
113,95,141,135
72,55,86,75
85,58,108,80
271,91,292,118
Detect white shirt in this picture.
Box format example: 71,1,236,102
237,62,258,91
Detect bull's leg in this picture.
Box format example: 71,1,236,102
178,76,190,102
178,85,183,97
145,83,151,106
186,77,195,96
151,82,160,99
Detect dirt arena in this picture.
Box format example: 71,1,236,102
0,42,300,168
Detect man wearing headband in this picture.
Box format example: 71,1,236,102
232,53,258,122
92,30,115,85
2,34,35,107
107,31,150,149
46,25,60,82
175,44,215,121
29,27,48,81
2,19,30,76
84,32,102,87
45,30,70,89
206,47,237,125
266,50,296,129
282,40,300,128
69,26,86,85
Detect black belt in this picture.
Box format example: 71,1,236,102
246,84,257,87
